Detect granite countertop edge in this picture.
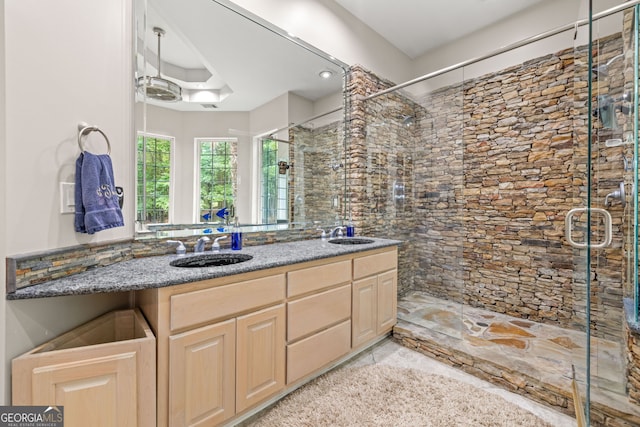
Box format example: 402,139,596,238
7,238,401,300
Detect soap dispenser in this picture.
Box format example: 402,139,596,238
346,215,355,237
231,217,242,250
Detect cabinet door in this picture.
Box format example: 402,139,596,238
169,319,236,427
377,270,397,334
28,352,137,427
352,276,377,347
236,304,285,413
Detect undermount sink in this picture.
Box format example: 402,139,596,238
328,238,374,245
170,253,253,268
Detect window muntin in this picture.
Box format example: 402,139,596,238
136,134,173,224
197,138,237,223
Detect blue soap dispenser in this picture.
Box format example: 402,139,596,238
231,217,242,250
346,215,355,237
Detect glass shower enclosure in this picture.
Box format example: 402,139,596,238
355,2,640,424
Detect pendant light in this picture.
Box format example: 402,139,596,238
137,27,182,102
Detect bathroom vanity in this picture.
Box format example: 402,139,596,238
10,238,399,427
136,245,397,426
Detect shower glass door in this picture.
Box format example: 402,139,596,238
362,67,466,341
573,2,637,423
356,2,638,424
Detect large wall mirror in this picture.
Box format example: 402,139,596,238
134,0,349,238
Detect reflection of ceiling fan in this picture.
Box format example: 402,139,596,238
137,27,183,102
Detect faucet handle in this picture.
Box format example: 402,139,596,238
212,235,228,252
167,240,186,255
316,228,327,240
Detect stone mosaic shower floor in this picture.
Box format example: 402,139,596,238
396,291,638,418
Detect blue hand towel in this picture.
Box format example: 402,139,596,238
74,152,124,234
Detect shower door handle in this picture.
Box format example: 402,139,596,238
564,208,612,249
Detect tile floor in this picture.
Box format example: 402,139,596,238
396,291,640,422
397,291,626,395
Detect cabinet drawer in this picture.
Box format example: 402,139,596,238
170,274,285,331
287,260,351,297
353,249,397,280
287,284,351,342
286,320,351,384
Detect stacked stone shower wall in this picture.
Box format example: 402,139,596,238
289,121,344,225
347,66,420,295
459,47,585,331
413,83,466,303
350,34,626,340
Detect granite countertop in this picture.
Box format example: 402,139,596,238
7,237,400,300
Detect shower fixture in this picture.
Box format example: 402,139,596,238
593,91,634,128
278,160,291,174
400,115,415,127
137,27,182,102
604,182,625,208
592,52,625,78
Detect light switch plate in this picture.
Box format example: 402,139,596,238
60,182,75,214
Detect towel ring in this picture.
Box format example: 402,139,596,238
77,123,111,155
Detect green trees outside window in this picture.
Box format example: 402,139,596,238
198,139,236,223
137,134,172,224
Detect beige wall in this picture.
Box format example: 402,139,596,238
2,0,135,403
5,0,135,252
0,0,5,404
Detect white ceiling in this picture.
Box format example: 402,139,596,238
334,0,546,59
141,0,547,111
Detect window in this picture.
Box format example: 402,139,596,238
261,138,289,224
197,138,237,222
136,134,173,224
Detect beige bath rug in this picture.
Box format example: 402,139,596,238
249,364,553,427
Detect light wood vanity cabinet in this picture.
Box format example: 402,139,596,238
138,272,286,427
12,309,156,427
235,304,286,412
168,318,236,426
352,250,398,348
286,260,353,384
136,245,397,426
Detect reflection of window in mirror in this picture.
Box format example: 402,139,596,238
136,133,173,224
196,138,237,224
261,138,290,224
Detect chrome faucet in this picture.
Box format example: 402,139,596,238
330,226,345,238
211,235,228,252
195,236,210,253
605,182,626,208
